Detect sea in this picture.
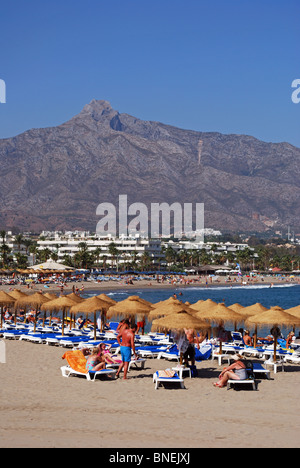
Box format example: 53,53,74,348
83,283,300,338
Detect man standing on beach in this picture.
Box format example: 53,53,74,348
116,320,138,380
183,328,200,375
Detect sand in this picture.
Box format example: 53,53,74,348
0,274,298,296
0,339,299,448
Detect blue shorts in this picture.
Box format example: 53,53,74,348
120,346,132,363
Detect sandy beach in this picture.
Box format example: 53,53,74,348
0,338,299,449
1,276,299,449
0,274,298,296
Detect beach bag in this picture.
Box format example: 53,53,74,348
189,364,198,378
243,359,254,380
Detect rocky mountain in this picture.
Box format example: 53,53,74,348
0,99,299,234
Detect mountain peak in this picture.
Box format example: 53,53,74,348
70,99,117,124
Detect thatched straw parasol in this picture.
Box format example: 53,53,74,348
70,296,112,339
285,305,300,320
240,303,268,316
96,293,117,306
66,293,85,303
106,295,152,321
14,292,50,331
151,310,210,333
41,296,78,336
151,297,182,309
246,306,300,362
189,300,204,311
9,289,28,300
195,303,244,353
195,303,244,324
0,291,16,328
228,303,245,313
189,298,218,313
148,302,193,321
44,293,58,300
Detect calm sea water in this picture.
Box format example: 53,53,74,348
83,283,300,338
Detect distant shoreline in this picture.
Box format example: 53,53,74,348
0,275,298,296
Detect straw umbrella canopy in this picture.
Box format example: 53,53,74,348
246,306,300,362
189,300,204,311
14,292,51,331
285,305,300,320
44,293,58,300
0,291,16,328
151,309,210,364
41,296,78,336
239,303,268,317
195,303,244,324
96,293,117,306
9,289,28,300
228,303,245,313
148,302,194,321
70,296,112,339
151,310,210,334
189,298,218,313
66,292,85,303
195,303,245,353
151,297,182,308
231,303,268,347
106,295,152,321
65,293,85,328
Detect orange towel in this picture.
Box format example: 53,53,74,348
62,350,88,374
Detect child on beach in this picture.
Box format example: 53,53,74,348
85,348,106,372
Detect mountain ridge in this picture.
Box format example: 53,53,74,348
0,99,299,233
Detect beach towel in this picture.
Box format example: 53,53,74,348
62,350,88,374
195,344,212,361
157,369,176,378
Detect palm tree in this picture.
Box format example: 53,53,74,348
108,242,119,270
14,234,23,253
93,247,102,267
0,230,6,245
29,243,39,266
140,252,152,271
0,243,11,267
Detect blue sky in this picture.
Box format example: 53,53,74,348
0,0,299,146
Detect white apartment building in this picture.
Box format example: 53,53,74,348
37,233,163,267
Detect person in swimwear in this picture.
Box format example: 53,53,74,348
85,348,106,372
115,320,138,380
213,354,247,388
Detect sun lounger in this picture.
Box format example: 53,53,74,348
153,369,185,390
61,365,116,381
284,353,300,364
3,330,26,340
227,377,257,390
136,345,168,358
157,344,179,361
239,347,265,358
61,349,116,381
251,363,271,379
106,358,146,371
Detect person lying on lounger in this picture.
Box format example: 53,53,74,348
213,354,247,388
96,343,122,364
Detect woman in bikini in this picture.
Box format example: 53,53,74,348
85,348,106,372
213,354,247,388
